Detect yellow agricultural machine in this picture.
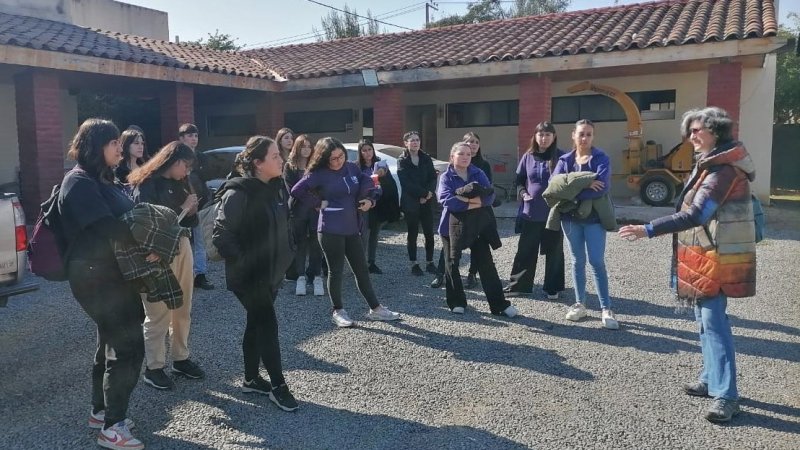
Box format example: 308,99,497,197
566,81,694,206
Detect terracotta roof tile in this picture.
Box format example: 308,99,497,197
246,0,777,79
0,12,277,80
0,0,778,83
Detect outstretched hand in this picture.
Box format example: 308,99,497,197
618,225,647,241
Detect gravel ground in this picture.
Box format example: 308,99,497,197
1,204,798,449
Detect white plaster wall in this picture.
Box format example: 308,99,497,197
0,0,168,39
739,55,776,203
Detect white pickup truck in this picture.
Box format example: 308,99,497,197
0,193,38,307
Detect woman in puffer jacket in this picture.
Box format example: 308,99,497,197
619,107,756,424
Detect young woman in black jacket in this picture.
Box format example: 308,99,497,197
59,118,147,449
397,131,438,276
212,136,299,412
129,142,205,390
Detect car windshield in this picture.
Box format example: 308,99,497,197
201,149,241,181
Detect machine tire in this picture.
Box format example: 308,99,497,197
640,176,675,206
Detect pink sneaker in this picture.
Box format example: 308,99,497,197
97,420,144,450
89,410,135,430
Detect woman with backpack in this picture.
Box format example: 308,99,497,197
58,118,146,449
213,136,299,412
128,142,206,391
619,107,757,423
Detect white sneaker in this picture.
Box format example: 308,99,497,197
366,305,401,321
602,309,620,330
546,292,559,300
89,410,135,430
501,305,519,318
295,276,307,296
313,277,324,296
97,420,144,450
451,306,465,314
332,309,354,328
565,303,587,321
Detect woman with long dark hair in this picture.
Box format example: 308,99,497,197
58,118,145,449
357,139,400,274
115,128,146,185
275,127,294,162
291,137,401,328
213,136,299,412
505,122,565,298
128,142,206,390
397,131,438,276
284,134,324,296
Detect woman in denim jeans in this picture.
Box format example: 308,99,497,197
620,107,756,423
552,120,618,329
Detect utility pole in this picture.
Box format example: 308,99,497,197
425,1,438,28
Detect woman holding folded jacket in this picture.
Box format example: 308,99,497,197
291,137,401,328
437,141,518,317
552,119,618,329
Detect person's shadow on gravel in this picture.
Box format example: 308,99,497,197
723,397,800,434
361,322,594,381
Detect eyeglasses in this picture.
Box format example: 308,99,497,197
329,153,346,163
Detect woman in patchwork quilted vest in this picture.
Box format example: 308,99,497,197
619,106,756,423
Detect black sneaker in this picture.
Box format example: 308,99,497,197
464,273,478,289
425,262,437,274
683,381,710,397
411,264,424,276
172,359,205,379
194,274,215,290
368,263,383,274
269,384,299,412
242,377,272,395
143,368,175,390
430,277,443,288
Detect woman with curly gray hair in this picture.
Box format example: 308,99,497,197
620,106,756,423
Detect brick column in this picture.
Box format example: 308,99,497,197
160,83,195,145
707,62,742,139
373,87,404,147
15,71,64,221
256,94,284,138
518,76,552,157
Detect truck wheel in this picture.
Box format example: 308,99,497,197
640,177,675,206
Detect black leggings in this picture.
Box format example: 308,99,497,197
441,235,510,314
405,204,435,263
236,292,285,387
319,233,380,310
68,259,144,428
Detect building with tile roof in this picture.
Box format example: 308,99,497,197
0,0,786,218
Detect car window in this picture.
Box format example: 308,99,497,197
378,147,404,159
202,151,240,181
346,149,358,163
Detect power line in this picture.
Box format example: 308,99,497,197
306,0,414,31
243,2,423,49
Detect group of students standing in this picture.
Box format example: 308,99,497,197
59,106,755,449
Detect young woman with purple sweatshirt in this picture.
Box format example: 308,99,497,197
290,137,401,328
505,122,565,298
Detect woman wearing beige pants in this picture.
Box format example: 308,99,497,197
128,141,206,390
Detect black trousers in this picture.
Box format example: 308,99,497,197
292,214,322,280
319,233,380,310
360,213,383,265
236,292,285,387
507,220,565,294
68,259,144,428
404,204,435,263
441,235,510,314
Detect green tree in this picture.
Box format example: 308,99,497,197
314,4,381,41
428,0,570,28
186,30,242,51
775,13,800,124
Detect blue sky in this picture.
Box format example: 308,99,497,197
124,0,798,49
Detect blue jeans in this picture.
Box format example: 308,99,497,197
192,224,207,276
695,294,738,400
562,220,610,309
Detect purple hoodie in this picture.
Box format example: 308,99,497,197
291,161,379,236
516,149,564,222
437,164,495,237
552,147,611,223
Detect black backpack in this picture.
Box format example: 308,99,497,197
28,184,69,281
